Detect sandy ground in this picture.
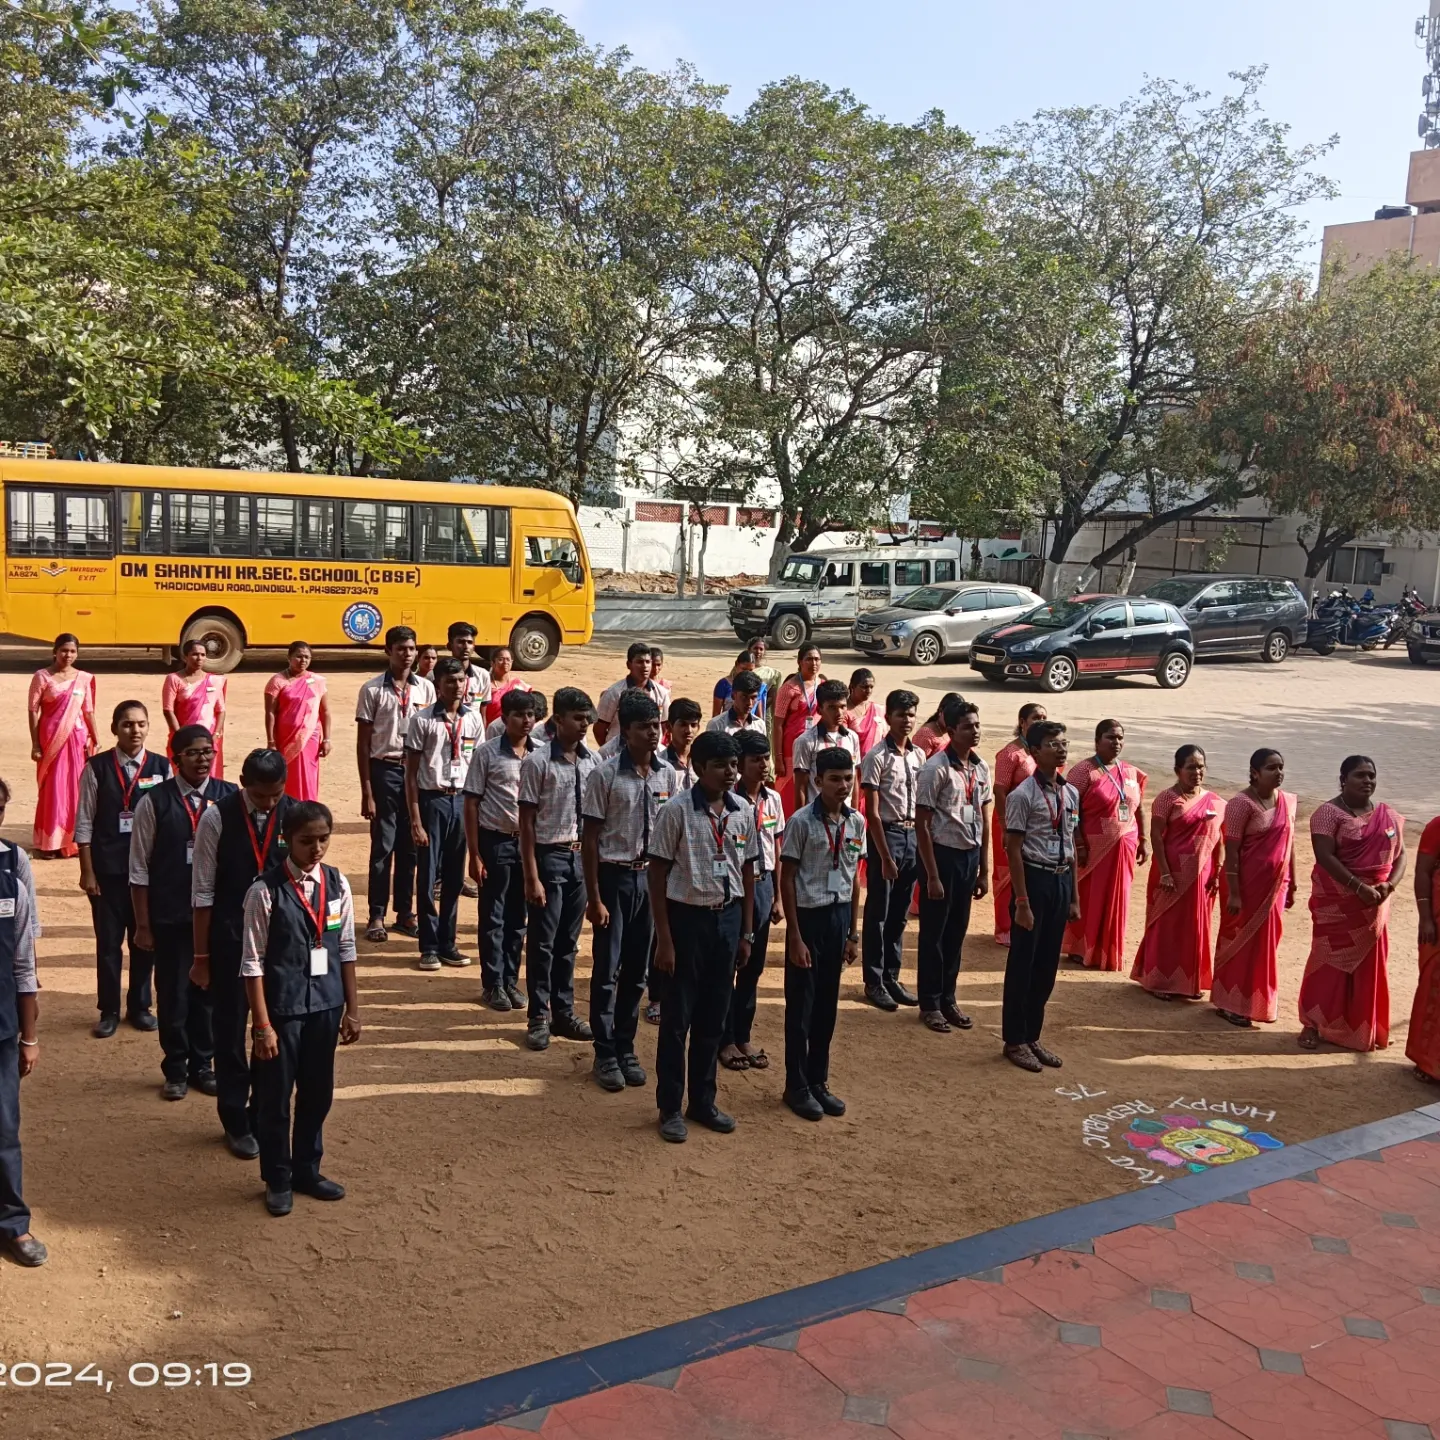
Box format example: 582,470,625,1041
0,634,1435,1440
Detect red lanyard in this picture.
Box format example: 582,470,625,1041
247,806,279,873
444,711,464,760
392,677,412,719
821,810,846,869
290,867,326,943
704,804,728,858
183,784,209,838
1038,779,1064,832
113,749,148,809
950,753,979,805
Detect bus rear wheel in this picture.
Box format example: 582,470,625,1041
180,614,245,674
510,615,560,671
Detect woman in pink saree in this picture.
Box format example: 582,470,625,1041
991,703,1047,945
845,668,882,757
1131,744,1223,999
1064,720,1149,971
28,632,98,857
1212,748,1296,1027
264,641,332,800
484,645,530,725
162,639,228,780
1298,754,1405,1052
773,643,824,816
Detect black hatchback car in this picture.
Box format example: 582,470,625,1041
969,594,1193,694
1137,574,1308,663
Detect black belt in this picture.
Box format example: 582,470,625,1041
885,819,916,830
1024,859,1071,874
372,756,404,768
601,859,649,871
537,840,582,853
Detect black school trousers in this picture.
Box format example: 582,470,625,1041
254,1005,342,1191
91,870,153,1016
153,921,213,1084
589,864,652,1062
0,1036,27,1240
477,828,526,991
526,845,585,1024
916,843,980,1013
656,900,740,1117
366,759,417,921
209,941,254,1139
862,824,918,990
724,870,775,1049
416,789,466,955
785,901,849,1095
1003,866,1073,1045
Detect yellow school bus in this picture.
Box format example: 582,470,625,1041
0,457,593,670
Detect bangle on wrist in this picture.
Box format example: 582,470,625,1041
19,1037,38,1047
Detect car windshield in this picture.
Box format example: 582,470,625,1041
898,586,958,612
778,555,824,587
1140,578,1205,606
1016,598,1099,630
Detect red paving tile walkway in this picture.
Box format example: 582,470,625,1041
292,1105,1440,1440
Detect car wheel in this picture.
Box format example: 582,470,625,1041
770,613,809,649
975,667,1005,684
1041,655,1076,693
1262,629,1289,664
910,631,942,666
1410,649,1429,666
1157,650,1191,689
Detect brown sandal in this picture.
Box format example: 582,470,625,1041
922,1010,952,1034
746,1048,769,1070
1004,1044,1043,1073
719,1050,750,1071
1298,1029,1319,1051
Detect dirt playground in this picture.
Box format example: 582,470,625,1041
0,635,1432,1440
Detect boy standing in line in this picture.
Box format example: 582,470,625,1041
706,670,767,737
447,621,493,710
243,801,361,1216
191,748,290,1159
356,625,434,943
1003,720,1080,1074
519,687,598,1051
593,643,664,747
404,659,485,972
131,725,237,1101
77,700,169,1036
859,689,922,1012
779,747,864,1121
582,692,673,1092
789,680,860,807
915,697,992,1035
648,731,757,1143
464,689,539,1011
648,646,671,713
720,730,784,1072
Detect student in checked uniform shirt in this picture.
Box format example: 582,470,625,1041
582,691,674,1093
404,659,485,973
519,687,599,1052
789,680,861,809
706,670,767,739
915,696,992,1036
464,688,540,1012
779,747,865,1122
593,643,665,748
242,801,361,1217
647,730,758,1144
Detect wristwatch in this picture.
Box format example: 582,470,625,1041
741,931,755,944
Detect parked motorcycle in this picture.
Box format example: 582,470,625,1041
1383,585,1427,648
1304,588,1397,654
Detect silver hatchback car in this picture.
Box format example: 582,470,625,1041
852,582,1045,665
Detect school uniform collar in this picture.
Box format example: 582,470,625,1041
662,744,692,770
809,796,855,822
617,746,664,773
735,779,776,806
113,744,148,767
382,668,425,687
430,700,472,720
174,774,209,798
549,738,593,762
284,857,324,882
497,732,536,758
691,784,742,814
944,746,981,769
883,735,914,754
727,706,757,726
816,723,852,739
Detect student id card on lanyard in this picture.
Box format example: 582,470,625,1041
705,806,730,881
115,751,145,834
954,758,979,827
445,714,466,788
292,869,329,976
823,811,849,894
1039,781,1065,863
1099,760,1131,823
248,806,279,872
183,788,207,865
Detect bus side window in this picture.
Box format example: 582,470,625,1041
342,501,411,562
257,497,296,557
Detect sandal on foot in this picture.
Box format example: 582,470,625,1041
1218,1009,1252,1028
746,1048,769,1070
719,1050,750,1071
921,1010,952,1034
365,920,388,943
1297,1029,1319,1051
1029,1042,1063,1069
644,1002,661,1025
1004,1044,1043,1073
394,914,420,938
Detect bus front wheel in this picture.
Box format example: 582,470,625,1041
510,615,560,671
180,613,245,674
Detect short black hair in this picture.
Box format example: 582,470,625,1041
626,641,652,664
500,687,534,717
649,645,664,661
448,621,477,641
731,670,762,696
941,695,979,729
553,686,593,719
385,625,417,648
1025,720,1066,751
617,692,661,727
736,729,771,759
885,689,919,716
282,800,332,839
668,698,702,725
432,657,462,682
172,724,213,755
691,731,738,769
528,690,549,721
816,679,848,706
240,748,287,786
111,699,147,726
815,746,855,777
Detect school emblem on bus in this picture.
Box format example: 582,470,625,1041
342,602,383,643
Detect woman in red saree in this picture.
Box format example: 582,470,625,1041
1407,816,1440,1082
484,645,530,725
1131,745,1222,999
773,643,824,816
1212,749,1296,1027
162,639,228,779
264,640,332,800
991,703,1047,945
845,668,882,758
1064,720,1148,971
27,632,98,857
1298,755,1405,1052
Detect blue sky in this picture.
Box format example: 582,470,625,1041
548,0,1426,255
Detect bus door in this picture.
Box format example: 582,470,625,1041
3,485,117,640
515,529,583,658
